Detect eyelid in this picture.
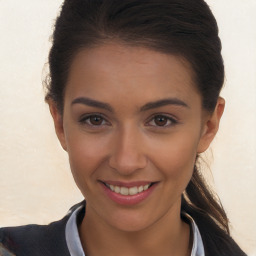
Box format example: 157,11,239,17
145,113,178,127
79,113,111,127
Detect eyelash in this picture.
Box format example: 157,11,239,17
146,114,178,128
79,113,110,128
79,113,178,128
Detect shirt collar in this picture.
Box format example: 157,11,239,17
65,205,85,256
65,205,205,256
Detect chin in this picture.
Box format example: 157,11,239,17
105,209,157,233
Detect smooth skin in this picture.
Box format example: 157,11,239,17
49,43,225,256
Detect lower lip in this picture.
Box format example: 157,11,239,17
100,182,157,206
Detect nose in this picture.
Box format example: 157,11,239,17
108,126,147,175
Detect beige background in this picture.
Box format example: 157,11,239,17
0,0,255,255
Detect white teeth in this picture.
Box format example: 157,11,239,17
143,184,150,190
114,186,120,193
129,187,138,195
120,187,129,195
106,183,152,195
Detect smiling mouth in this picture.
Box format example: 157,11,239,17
102,182,155,196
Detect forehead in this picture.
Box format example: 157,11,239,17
65,43,201,108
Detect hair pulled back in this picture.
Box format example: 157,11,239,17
45,1,246,255
46,0,224,113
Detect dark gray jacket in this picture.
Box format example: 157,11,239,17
0,201,85,256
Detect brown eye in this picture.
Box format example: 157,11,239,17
89,115,104,125
79,114,108,127
154,115,168,126
146,114,177,128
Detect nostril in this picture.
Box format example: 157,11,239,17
108,155,147,175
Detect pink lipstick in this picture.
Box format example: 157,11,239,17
100,181,158,205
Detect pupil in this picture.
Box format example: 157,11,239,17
90,116,102,125
155,116,167,126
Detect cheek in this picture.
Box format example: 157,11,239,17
150,133,199,181
65,131,110,189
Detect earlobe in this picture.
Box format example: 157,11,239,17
197,97,225,153
48,101,67,151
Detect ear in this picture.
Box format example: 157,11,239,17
197,97,225,153
48,101,67,151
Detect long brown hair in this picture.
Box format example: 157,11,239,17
45,1,246,255
183,166,246,255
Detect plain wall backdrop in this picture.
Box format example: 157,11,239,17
0,0,255,254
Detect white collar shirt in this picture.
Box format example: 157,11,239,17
65,205,205,256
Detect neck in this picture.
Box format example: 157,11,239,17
79,201,191,256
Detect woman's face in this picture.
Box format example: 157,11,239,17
51,43,221,232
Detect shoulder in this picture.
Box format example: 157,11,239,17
182,211,247,256
0,201,84,256
190,213,247,256
0,220,69,256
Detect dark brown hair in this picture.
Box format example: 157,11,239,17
45,1,246,255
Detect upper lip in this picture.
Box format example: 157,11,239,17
100,180,157,188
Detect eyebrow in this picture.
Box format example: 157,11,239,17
71,97,114,112
140,98,189,111
71,97,189,112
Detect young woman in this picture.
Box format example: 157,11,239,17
0,0,247,255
